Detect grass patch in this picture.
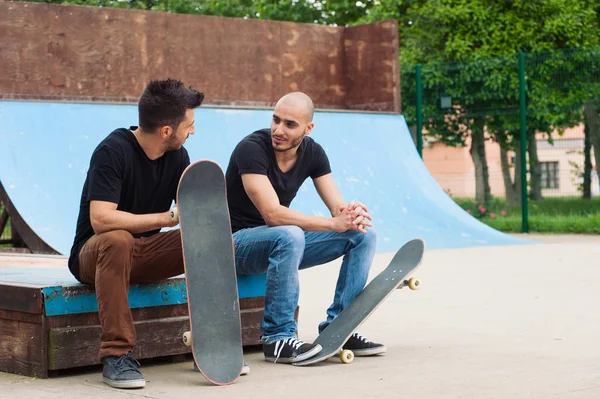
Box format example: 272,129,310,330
453,196,600,234
482,215,600,234
527,197,600,216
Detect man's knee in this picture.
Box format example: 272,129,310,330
98,230,135,254
273,225,305,248
272,226,305,262
347,226,377,246
362,227,377,245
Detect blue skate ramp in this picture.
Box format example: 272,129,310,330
0,100,528,255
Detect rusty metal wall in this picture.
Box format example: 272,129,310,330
0,2,399,112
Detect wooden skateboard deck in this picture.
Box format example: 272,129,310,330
293,238,424,366
177,160,244,384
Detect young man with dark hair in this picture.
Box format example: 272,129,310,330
225,92,385,364
68,79,248,389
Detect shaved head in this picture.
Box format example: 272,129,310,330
270,92,316,153
275,92,314,123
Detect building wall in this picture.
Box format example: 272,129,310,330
422,124,598,198
423,137,512,198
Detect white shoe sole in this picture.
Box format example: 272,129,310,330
265,344,323,364
241,363,250,375
348,345,387,356
103,377,146,389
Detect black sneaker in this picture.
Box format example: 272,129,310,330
194,360,250,375
343,333,386,356
263,338,322,364
102,353,145,389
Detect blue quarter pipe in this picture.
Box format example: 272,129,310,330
0,101,528,255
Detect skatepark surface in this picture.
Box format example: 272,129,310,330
2,233,598,399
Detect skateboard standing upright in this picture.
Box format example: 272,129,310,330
293,238,424,366
174,160,244,385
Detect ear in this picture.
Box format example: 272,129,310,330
305,122,315,136
159,126,173,139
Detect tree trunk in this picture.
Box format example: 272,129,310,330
528,131,542,200
469,129,491,203
500,141,521,206
583,120,592,199
584,101,600,187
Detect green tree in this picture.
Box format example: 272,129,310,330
27,0,378,25
365,0,600,204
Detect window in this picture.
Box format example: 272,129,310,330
540,161,559,189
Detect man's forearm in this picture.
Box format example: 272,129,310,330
264,206,334,232
91,209,169,235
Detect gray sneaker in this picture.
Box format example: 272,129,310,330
102,353,146,389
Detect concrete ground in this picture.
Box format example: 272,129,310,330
2,233,599,398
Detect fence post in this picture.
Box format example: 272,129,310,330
415,64,423,158
518,52,529,233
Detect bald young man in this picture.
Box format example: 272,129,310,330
225,92,385,363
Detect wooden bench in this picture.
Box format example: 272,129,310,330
0,254,292,378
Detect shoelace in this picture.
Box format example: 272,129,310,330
353,332,372,343
273,337,305,363
113,354,141,373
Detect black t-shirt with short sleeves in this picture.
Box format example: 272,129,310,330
67,127,190,280
225,128,331,232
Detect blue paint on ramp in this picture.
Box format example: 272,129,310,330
0,100,529,255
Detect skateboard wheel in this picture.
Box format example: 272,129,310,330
170,207,179,223
183,331,192,346
340,350,354,364
407,277,421,290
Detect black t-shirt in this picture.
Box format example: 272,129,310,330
68,127,190,280
225,128,331,232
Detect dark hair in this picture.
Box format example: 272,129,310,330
138,79,204,132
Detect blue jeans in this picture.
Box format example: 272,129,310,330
233,225,377,344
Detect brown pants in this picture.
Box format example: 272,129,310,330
78,229,184,360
